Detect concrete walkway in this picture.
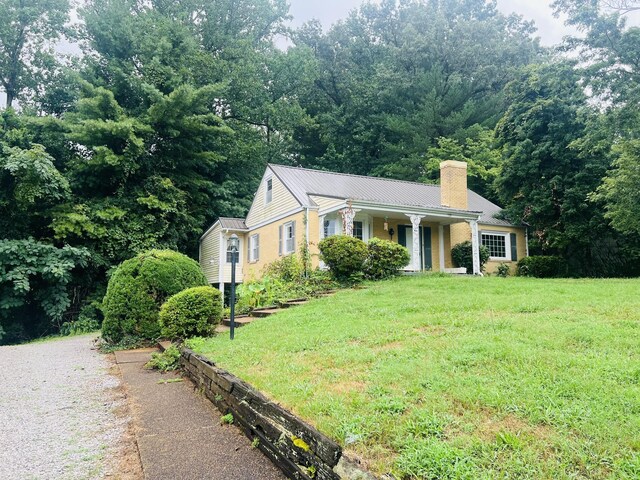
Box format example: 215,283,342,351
115,348,286,480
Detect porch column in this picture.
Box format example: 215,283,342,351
408,215,424,271
438,225,445,272
468,219,481,275
319,215,326,240
339,205,357,236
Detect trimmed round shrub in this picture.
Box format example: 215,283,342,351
516,256,567,278
159,286,222,340
451,241,490,274
364,238,410,280
102,250,208,343
318,235,368,282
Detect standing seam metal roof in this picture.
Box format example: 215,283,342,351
218,217,248,230
269,164,515,227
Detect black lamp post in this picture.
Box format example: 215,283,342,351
228,234,239,340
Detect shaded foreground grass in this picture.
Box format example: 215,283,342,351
189,275,640,479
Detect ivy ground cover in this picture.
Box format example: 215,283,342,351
189,275,640,479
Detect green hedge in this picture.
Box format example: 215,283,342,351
451,241,490,274
102,249,207,343
318,235,368,282
516,256,567,278
159,286,222,340
365,238,410,280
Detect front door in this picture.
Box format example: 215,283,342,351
398,225,432,270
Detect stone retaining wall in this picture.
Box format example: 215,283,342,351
180,348,376,480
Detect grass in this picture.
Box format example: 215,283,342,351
189,275,640,479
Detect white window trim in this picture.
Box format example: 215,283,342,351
249,234,259,263
283,221,295,254
481,231,511,261
265,177,273,204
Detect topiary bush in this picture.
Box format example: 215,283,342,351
159,286,222,340
451,241,490,274
102,249,207,343
318,235,368,282
516,256,567,278
364,238,410,280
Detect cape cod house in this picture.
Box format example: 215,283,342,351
199,161,527,295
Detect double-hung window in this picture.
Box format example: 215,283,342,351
323,218,337,238
279,221,296,255
353,221,364,240
249,234,260,263
226,243,240,263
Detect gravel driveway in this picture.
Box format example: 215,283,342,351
0,334,132,480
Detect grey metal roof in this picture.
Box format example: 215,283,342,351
269,164,516,226
218,217,248,231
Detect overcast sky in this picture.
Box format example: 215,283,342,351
288,0,576,46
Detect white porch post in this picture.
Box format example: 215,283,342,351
408,215,424,271
319,215,326,240
468,220,481,275
438,225,445,272
339,205,357,237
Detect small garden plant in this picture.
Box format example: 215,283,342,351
236,251,337,312
145,345,181,372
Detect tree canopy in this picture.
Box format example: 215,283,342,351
1,0,639,342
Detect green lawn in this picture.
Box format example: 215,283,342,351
189,275,640,479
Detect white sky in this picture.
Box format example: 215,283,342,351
288,0,577,46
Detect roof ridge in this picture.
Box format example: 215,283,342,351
268,163,440,189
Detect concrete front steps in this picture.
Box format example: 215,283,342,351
214,291,336,334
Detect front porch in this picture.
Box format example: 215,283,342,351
318,201,484,275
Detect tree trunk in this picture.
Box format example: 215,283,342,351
6,90,15,109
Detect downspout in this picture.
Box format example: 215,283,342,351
306,207,311,277
525,228,530,257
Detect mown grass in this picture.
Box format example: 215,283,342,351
189,275,640,479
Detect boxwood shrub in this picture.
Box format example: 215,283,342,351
451,241,490,274
516,256,567,278
365,238,410,280
159,286,222,340
102,249,207,343
318,235,368,282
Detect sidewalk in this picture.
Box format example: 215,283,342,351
115,348,286,480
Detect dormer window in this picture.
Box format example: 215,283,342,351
265,178,273,204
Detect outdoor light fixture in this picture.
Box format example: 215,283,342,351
227,234,239,340
388,227,395,240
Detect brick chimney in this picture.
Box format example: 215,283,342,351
440,160,468,210
440,161,470,262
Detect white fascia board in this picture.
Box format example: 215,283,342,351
348,200,483,221
246,206,305,232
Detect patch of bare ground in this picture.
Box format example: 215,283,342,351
105,361,143,479
447,397,554,444
414,325,446,336
326,380,367,395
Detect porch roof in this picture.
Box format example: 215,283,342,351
270,164,516,227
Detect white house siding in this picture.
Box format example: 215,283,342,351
199,223,221,284
246,168,301,228
309,195,345,214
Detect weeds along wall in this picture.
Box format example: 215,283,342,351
180,347,345,480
